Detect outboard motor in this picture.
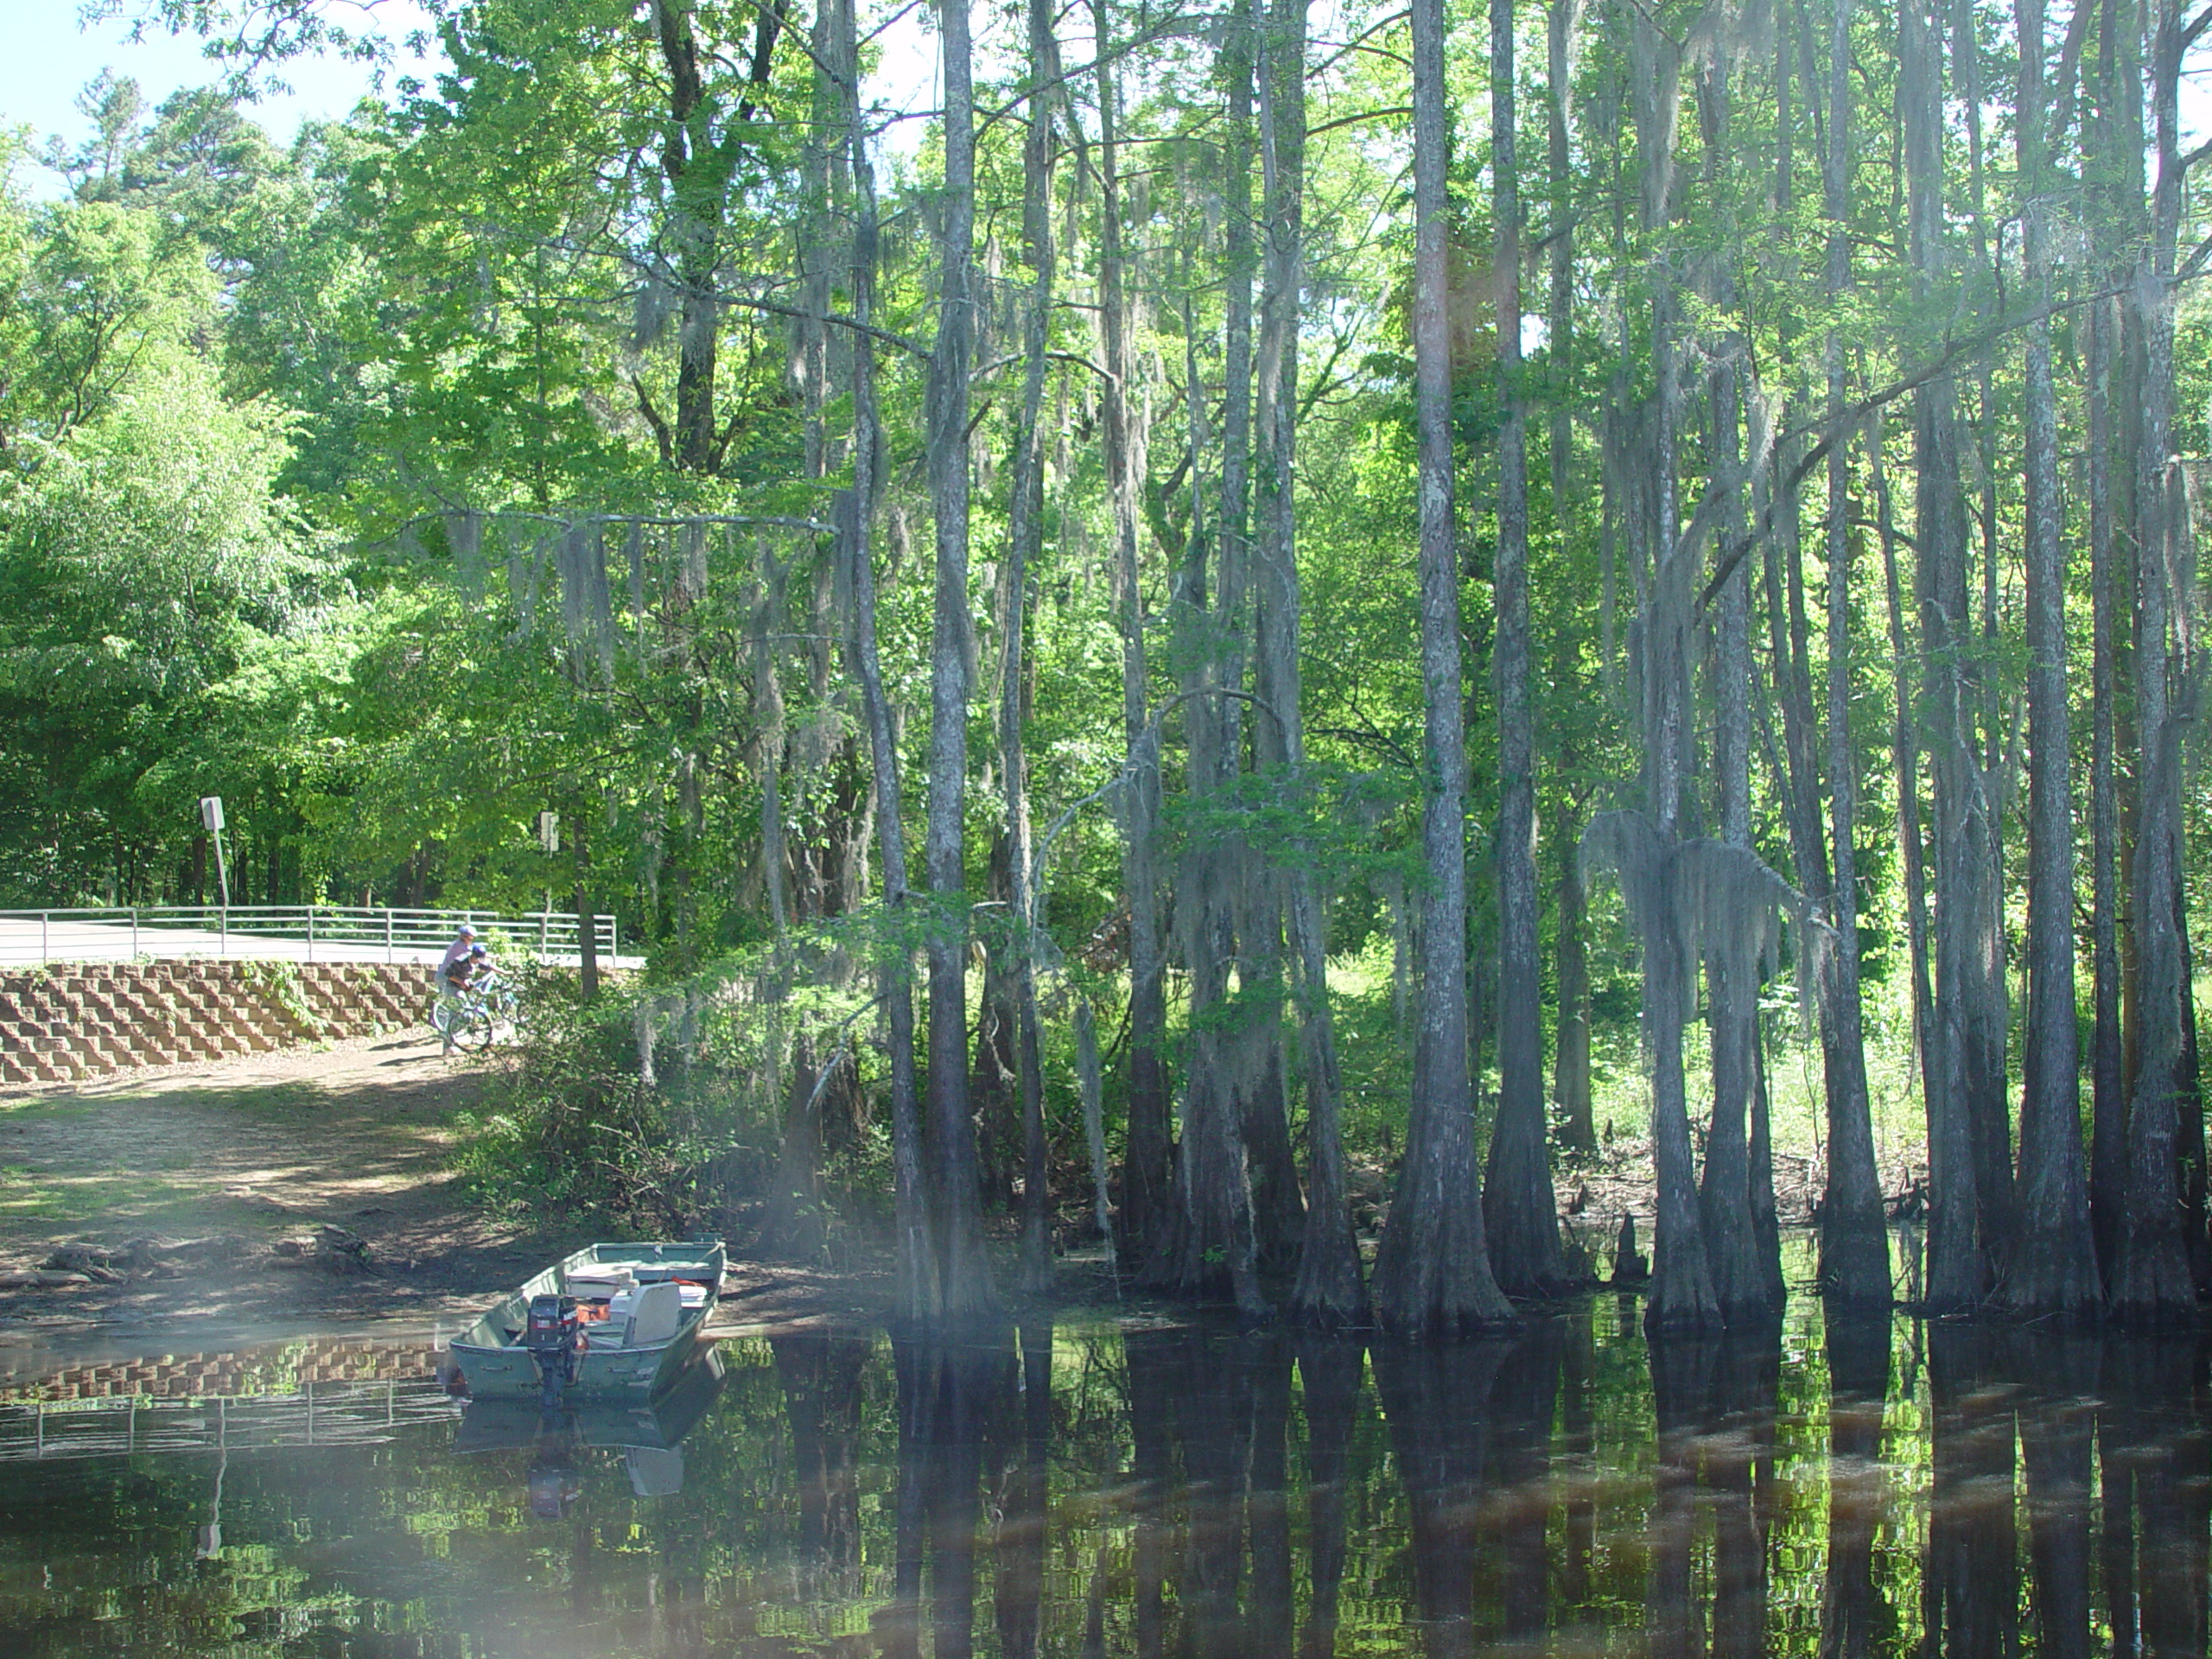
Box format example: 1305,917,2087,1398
524,1293,583,1409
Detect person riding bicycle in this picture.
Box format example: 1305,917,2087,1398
438,925,479,1053
438,923,478,984
440,942,515,1054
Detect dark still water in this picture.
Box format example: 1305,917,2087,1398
0,1287,2205,1656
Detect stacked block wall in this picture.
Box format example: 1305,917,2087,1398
0,1338,443,1403
0,959,436,1087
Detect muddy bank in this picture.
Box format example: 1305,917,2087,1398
0,1028,887,1347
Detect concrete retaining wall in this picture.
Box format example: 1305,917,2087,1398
0,958,436,1087
0,1338,443,1404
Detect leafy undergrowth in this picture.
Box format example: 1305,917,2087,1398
451,937,1942,1273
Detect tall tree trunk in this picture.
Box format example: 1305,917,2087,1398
1875,457,1942,1294
1484,0,1567,1300
2112,0,2196,1322
2106,0,2149,1122
1749,1033,1785,1311
1004,0,1060,1298
1091,13,1176,1281
572,809,600,1004
2086,0,2144,1259
1167,19,1251,1312
1948,0,2018,1282
1692,58,1778,1327
1701,350,1775,1325
1166,10,1290,1319
1371,0,1515,1336
837,3,936,1319
1816,0,1891,1311
1758,16,1840,1266
1626,12,1719,1337
2159,0,2207,1297
1248,0,1358,1324
651,0,725,473
1545,0,1595,1165
1286,870,1365,1319
1903,0,1987,1310
1545,0,1580,530
2088,287,2126,1283
1553,809,1596,1155
923,0,994,1318
1247,0,1319,1292
2001,0,2100,1318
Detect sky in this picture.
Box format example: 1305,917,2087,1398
1,1,942,195
1,3,444,189
5,5,2200,207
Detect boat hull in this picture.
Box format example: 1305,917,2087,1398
448,1241,725,1403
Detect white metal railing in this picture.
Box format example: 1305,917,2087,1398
0,1379,459,1461
0,905,618,969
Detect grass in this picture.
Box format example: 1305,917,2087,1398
0,1165,59,1219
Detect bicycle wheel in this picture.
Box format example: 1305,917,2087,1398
430,995,454,1036
452,1007,495,1053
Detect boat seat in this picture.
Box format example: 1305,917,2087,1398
623,1281,684,1348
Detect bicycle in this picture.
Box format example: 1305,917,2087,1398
432,968,522,1053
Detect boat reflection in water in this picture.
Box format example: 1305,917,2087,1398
454,1342,726,1509
1,1284,2210,1653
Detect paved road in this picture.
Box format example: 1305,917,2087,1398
0,918,639,970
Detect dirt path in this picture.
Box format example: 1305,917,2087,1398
0,1031,876,1351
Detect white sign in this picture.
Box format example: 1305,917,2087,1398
200,796,225,833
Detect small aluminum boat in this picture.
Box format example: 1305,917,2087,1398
447,1240,726,1405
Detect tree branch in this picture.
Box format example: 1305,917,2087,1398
2183,0,2212,53
1306,105,1414,139
1697,273,2188,616
629,374,675,469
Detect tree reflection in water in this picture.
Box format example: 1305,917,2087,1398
11,1293,2212,1652
1374,1336,1508,1656
1822,1313,1894,1657
2098,1337,2210,1658
1925,1327,2022,1658
1298,1332,1365,1658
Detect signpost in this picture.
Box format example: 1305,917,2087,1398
537,815,558,950
200,797,232,911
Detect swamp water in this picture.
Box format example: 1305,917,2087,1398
0,1282,2204,1656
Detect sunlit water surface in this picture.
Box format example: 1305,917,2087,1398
0,1267,2205,1656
